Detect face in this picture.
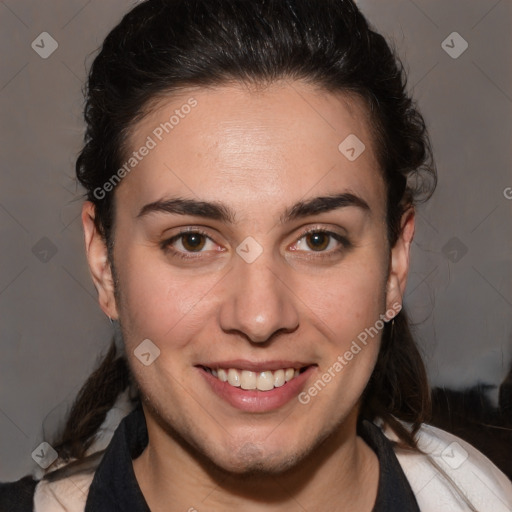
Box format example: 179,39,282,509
82,80,413,475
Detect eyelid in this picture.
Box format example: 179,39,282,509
160,226,216,257
290,226,351,255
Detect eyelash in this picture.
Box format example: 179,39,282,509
160,227,351,261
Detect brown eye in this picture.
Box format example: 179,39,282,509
291,228,350,258
181,233,207,252
160,228,218,259
305,232,330,251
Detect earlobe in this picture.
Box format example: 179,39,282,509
81,201,119,320
385,207,415,317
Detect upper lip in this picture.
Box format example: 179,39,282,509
197,360,314,372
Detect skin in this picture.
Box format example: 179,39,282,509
82,79,414,511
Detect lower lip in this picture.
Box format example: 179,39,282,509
197,366,316,413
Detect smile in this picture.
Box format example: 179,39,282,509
202,366,307,391
197,363,316,412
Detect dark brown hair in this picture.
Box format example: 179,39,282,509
49,0,436,478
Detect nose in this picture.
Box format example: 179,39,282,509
218,252,300,344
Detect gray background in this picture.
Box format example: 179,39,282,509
1,0,511,481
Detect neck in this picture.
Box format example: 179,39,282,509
133,405,379,512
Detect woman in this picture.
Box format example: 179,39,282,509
1,0,511,510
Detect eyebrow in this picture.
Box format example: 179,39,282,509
136,192,370,224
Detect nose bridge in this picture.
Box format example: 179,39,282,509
218,246,299,343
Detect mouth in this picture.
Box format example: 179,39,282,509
196,362,316,412
199,365,310,392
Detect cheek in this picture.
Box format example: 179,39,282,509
302,256,388,344
114,245,223,350
293,253,387,410
297,274,385,427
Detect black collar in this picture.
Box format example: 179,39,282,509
85,403,419,511
357,419,420,511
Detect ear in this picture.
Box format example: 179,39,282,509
81,201,119,320
385,207,415,320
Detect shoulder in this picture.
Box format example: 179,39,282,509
381,419,512,512
34,390,137,512
0,468,96,512
33,469,94,512
1,389,136,512
0,475,38,512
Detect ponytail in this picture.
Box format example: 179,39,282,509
359,308,432,450
44,338,138,481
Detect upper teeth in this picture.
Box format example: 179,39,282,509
209,367,300,391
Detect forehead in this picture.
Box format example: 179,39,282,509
116,81,385,220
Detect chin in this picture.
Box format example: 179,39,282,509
206,441,308,477
141,383,339,478
163,411,313,476
179,427,303,474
